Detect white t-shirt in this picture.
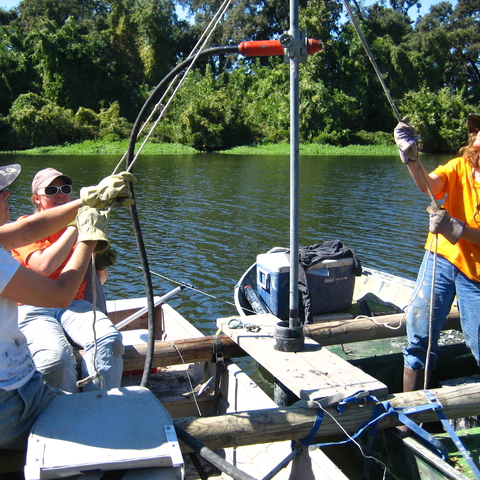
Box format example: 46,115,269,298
0,247,35,390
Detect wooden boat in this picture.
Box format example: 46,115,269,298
2,263,479,480
1,293,358,480
0,288,480,480
2,1,478,478
230,251,480,480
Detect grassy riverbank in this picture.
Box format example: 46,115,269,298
1,140,399,156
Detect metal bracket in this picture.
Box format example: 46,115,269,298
282,29,308,63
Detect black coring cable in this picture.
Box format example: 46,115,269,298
125,45,239,387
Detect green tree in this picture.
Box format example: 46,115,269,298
0,20,36,115
163,67,253,150
406,0,479,99
240,59,290,143
12,0,185,120
0,0,476,152
400,86,476,152
388,0,422,16
8,92,77,148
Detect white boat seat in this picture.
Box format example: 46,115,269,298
24,386,184,480
121,329,149,346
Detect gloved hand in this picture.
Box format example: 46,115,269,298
94,247,117,270
80,172,136,209
394,117,419,164
68,218,77,229
427,203,465,245
76,206,110,253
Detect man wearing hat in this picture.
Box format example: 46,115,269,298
394,114,480,398
0,164,134,449
12,167,126,393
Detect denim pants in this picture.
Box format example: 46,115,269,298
403,251,480,371
18,299,124,392
0,371,63,450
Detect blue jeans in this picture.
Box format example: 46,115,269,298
0,371,63,450
18,300,124,392
404,251,480,370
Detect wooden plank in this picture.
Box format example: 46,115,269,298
219,363,349,480
217,313,387,401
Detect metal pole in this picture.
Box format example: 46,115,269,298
273,0,305,352
289,0,300,329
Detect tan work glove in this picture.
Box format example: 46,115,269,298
80,172,136,209
427,203,465,245
76,206,110,253
394,117,419,164
94,247,117,270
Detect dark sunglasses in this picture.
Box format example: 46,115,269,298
37,185,72,196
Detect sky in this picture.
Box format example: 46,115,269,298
0,0,458,20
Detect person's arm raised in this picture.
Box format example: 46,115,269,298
2,240,96,308
406,161,445,197
26,226,78,276
0,171,135,252
0,200,82,251
394,118,445,197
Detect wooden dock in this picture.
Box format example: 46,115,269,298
216,313,388,403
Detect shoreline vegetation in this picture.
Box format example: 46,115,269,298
0,140,401,156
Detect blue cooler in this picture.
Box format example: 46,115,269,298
256,251,355,319
256,252,291,318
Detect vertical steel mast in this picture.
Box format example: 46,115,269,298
274,0,305,352
289,0,301,330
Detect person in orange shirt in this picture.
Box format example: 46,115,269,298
395,114,480,393
12,168,125,393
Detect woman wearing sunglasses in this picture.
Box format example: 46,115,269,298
0,164,134,450
12,168,124,393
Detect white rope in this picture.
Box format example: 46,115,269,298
77,252,105,389
354,313,405,331
311,400,387,480
424,235,438,388
167,341,203,417
112,0,234,176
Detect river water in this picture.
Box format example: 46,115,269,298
1,152,452,377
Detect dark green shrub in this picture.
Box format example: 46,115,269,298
97,102,132,141
352,130,394,146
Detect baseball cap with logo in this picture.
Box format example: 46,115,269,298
31,168,72,194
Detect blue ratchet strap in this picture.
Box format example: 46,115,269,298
300,408,324,447
379,397,450,460
423,390,480,480
309,392,442,451
308,392,389,449
336,391,379,414
360,402,384,480
300,388,479,480
293,393,374,454
284,408,324,473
